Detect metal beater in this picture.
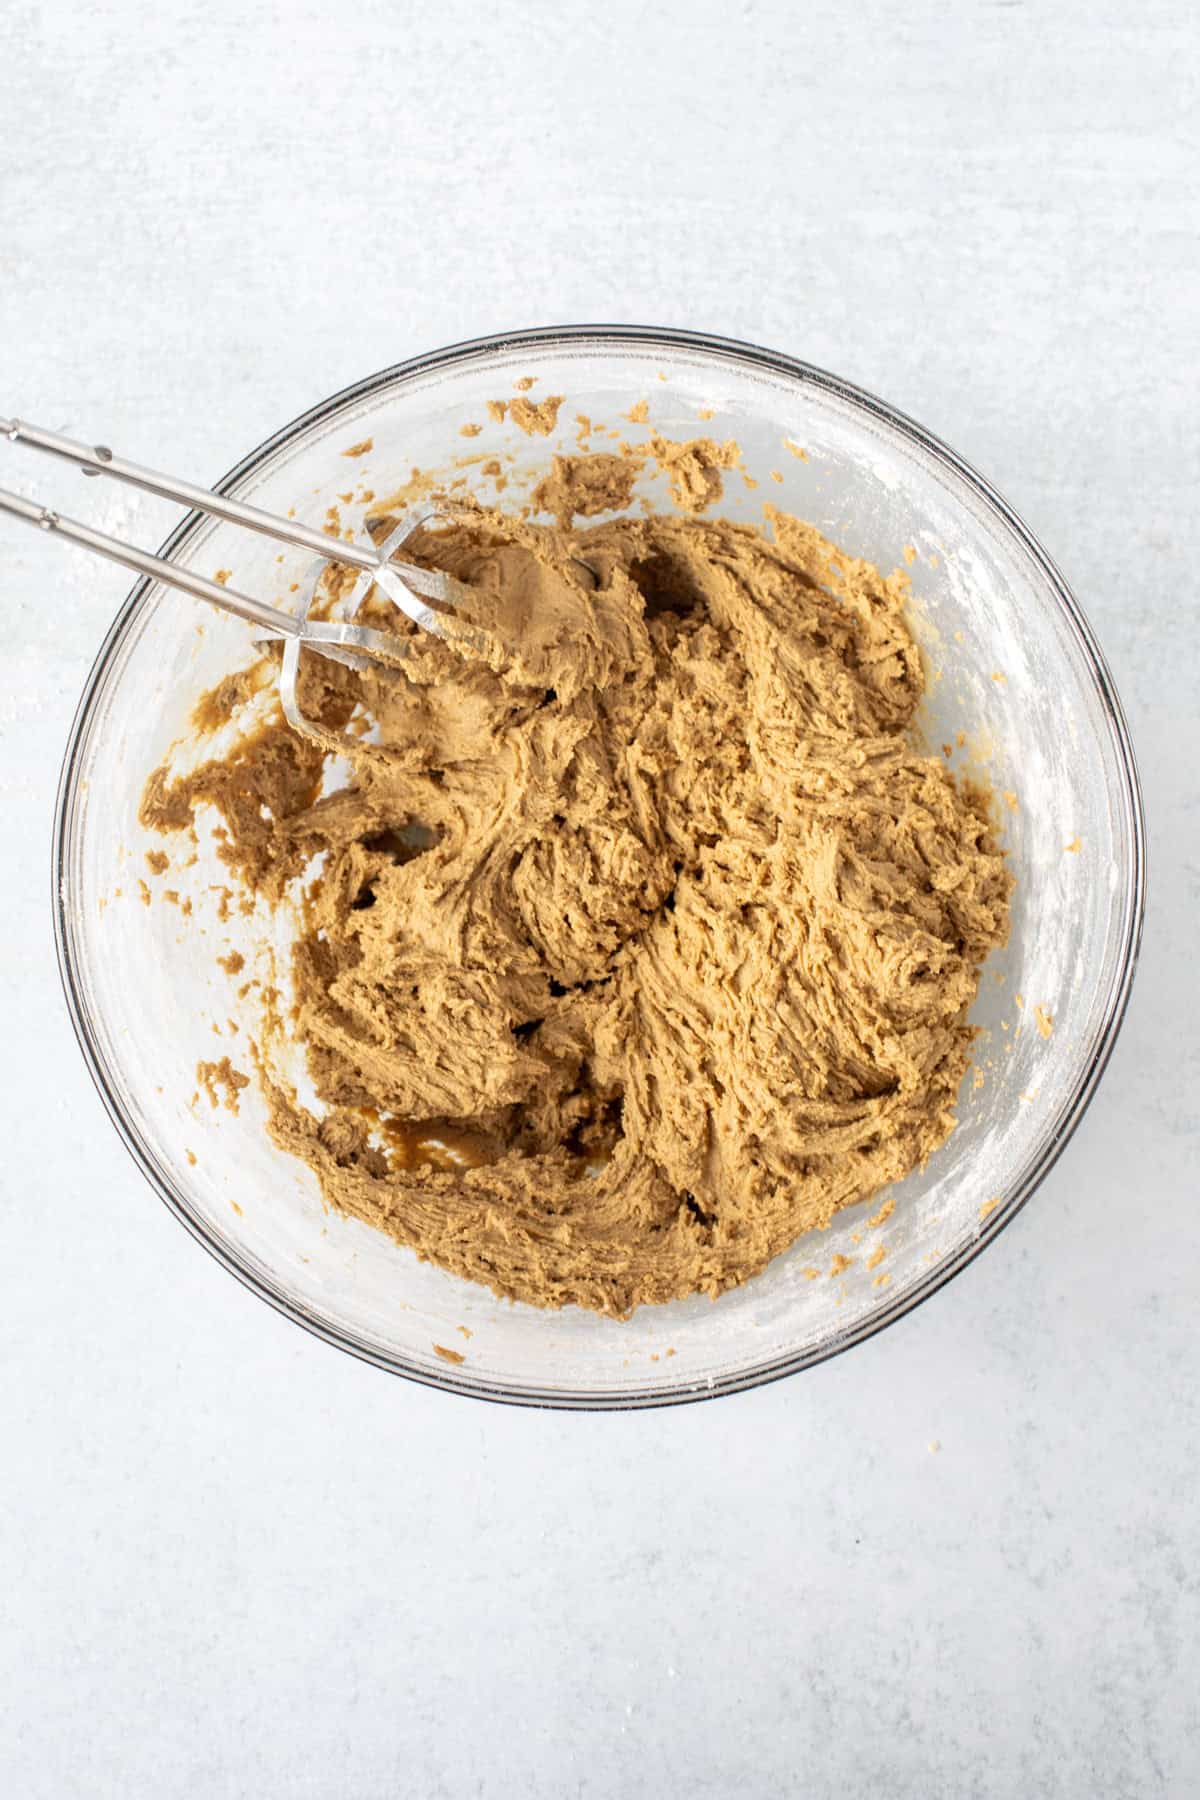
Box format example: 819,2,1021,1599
0,416,476,742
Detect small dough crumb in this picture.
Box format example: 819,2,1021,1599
508,394,565,437
459,423,482,438
647,434,739,512
1034,1005,1054,1039
342,438,373,458
196,1057,250,1114
433,1343,465,1364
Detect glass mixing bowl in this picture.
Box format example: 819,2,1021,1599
54,326,1145,1408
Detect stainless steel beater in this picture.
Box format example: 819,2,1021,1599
0,416,477,742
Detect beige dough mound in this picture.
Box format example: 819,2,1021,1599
143,481,1010,1318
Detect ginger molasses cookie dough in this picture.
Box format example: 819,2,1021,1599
143,470,1010,1317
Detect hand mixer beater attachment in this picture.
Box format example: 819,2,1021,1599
0,416,481,744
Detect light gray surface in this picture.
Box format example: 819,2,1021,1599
1,1,1197,1794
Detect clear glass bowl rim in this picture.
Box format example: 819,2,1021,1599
52,323,1147,1409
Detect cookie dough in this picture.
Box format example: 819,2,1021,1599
143,482,1010,1317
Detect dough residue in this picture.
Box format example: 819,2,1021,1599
196,1057,250,1114
532,453,643,528
645,434,740,513
144,466,1010,1318
507,394,564,437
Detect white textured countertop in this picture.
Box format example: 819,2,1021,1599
2,2,1197,1794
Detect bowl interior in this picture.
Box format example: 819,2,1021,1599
57,330,1141,1405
